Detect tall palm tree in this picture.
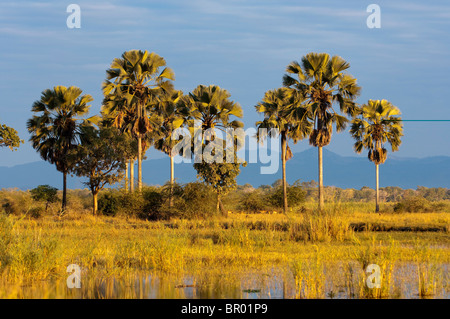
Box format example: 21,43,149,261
180,85,244,213
103,49,175,192
283,52,361,211
153,88,185,207
27,86,92,211
350,99,403,212
255,87,311,214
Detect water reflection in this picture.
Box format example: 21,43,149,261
7,263,449,299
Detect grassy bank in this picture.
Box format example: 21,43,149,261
0,206,448,298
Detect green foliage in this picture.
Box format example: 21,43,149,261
28,206,44,219
179,182,216,217
0,123,23,151
350,99,403,164
69,126,132,214
270,180,306,209
238,190,269,213
30,185,58,210
98,193,121,217
394,197,432,213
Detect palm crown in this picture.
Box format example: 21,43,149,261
283,52,361,147
27,86,92,172
255,87,311,150
102,49,175,138
350,99,403,164
182,85,243,132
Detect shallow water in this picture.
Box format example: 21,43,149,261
4,262,449,299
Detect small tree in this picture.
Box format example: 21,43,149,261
30,185,58,212
194,147,245,217
69,126,133,214
0,123,23,151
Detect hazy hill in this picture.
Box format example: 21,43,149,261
0,148,448,190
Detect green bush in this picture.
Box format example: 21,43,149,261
28,206,44,219
98,192,121,216
140,187,164,220
238,190,270,213
393,196,432,213
180,182,216,218
270,180,306,209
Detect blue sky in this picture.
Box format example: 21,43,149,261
1,0,449,167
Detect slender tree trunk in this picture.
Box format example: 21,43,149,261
92,191,98,215
138,136,142,192
216,195,220,215
318,146,324,211
281,131,288,214
130,159,134,193
62,171,67,212
125,161,129,192
217,194,227,217
169,155,174,207
376,164,380,213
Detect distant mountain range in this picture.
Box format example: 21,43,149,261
0,148,448,190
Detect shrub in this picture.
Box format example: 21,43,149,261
140,187,164,220
238,190,270,213
393,196,432,213
98,192,121,216
28,206,44,219
270,180,306,209
180,182,216,218
0,190,32,215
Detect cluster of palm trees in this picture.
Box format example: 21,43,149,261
256,52,403,213
26,50,403,214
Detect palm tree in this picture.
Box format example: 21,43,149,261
153,88,185,207
283,52,361,211
103,49,175,192
180,85,244,213
27,86,92,211
255,87,310,214
350,99,403,212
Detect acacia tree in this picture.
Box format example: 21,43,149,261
255,87,311,214
27,86,92,211
30,185,58,212
69,125,134,215
103,50,175,192
194,148,244,216
283,52,361,211
350,99,403,212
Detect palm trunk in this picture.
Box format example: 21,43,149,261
169,155,174,207
138,136,142,192
281,131,288,214
130,159,134,193
318,146,324,211
376,164,380,213
92,191,98,215
125,161,129,192
62,171,67,212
